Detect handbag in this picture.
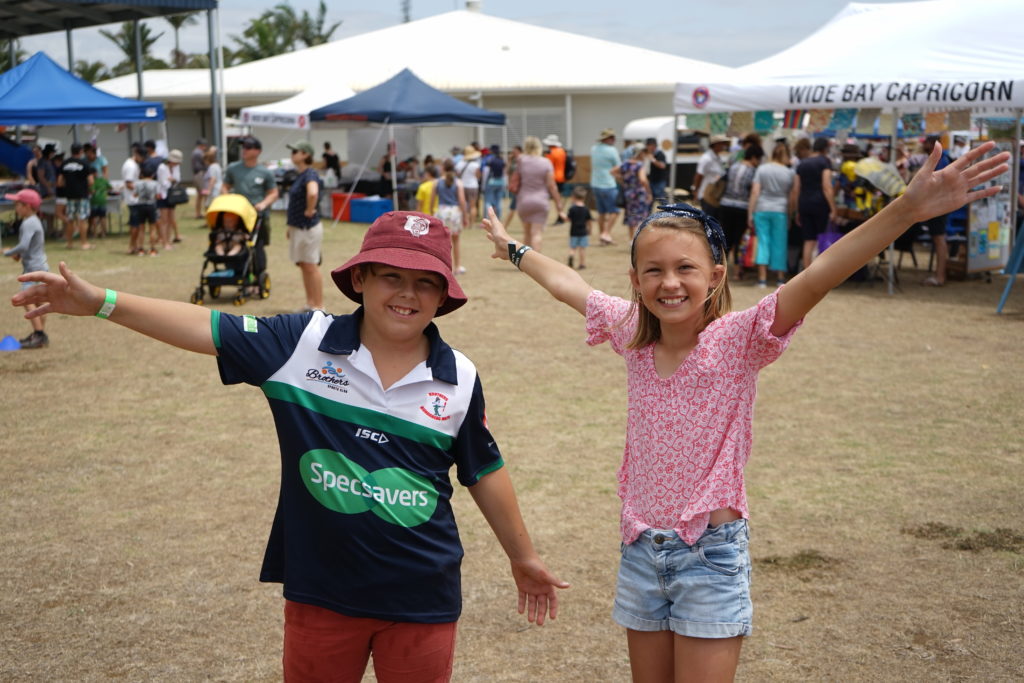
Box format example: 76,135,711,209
817,222,844,254
702,176,727,208
165,183,189,206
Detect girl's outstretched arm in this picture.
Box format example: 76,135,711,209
12,261,216,355
481,206,592,315
772,142,1009,336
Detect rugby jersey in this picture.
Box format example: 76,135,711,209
214,308,503,623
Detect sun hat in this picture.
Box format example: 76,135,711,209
709,135,731,146
462,145,481,161
331,211,467,316
4,188,41,210
542,134,562,147
167,149,184,163
598,128,616,141
287,141,315,156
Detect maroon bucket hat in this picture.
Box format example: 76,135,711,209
331,211,467,316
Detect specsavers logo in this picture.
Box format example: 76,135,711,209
300,449,438,527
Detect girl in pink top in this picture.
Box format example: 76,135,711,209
482,142,1007,682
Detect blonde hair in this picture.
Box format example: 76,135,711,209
523,136,542,156
625,215,732,350
771,142,790,165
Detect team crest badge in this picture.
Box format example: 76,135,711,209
420,392,451,421
404,215,430,237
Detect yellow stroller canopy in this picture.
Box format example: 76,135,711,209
205,193,258,232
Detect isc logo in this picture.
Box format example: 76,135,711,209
354,428,389,444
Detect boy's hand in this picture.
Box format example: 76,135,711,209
12,261,105,319
511,556,570,626
481,206,513,260
900,141,1009,224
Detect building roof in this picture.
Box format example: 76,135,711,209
0,0,217,40
96,9,732,106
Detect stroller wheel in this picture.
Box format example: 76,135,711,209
259,272,271,299
209,285,222,299
190,288,204,306
233,295,245,306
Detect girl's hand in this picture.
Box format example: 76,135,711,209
481,205,513,260
900,141,1009,224
12,261,105,319
510,556,569,626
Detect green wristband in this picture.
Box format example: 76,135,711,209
95,288,117,319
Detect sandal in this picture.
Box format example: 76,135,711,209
921,276,944,287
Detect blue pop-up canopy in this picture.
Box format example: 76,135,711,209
0,52,165,126
310,68,505,126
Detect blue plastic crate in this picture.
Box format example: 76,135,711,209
350,197,393,223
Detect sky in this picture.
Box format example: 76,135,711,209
19,0,914,73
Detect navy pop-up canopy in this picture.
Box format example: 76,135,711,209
0,52,164,126
310,68,505,126
311,68,505,213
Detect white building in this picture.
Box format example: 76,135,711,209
89,7,731,179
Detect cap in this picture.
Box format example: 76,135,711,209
5,188,41,210
167,149,184,163
240,136,262,150
598,128,616,141
331,211,467,316
287,141,315,156
542,134,562,147
709,135,731,146
644,137,658,146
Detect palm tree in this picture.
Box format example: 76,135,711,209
229,4,300,63
165,12,200,68
1,39,26,72
100,21,169,75
298,1,342,47
74,59,112,83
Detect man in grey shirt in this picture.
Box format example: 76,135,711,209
3,188,50,348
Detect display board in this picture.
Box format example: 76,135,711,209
966,140,1013,273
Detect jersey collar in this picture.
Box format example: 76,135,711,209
318,308,458,385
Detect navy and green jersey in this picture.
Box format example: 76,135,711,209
213,308,503,623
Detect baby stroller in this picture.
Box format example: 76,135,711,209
190,193,271,306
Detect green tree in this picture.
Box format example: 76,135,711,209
298,1,342,47
74,59,112,83
100,21,169,75
1,39,26,72
165,12,201,68
229,4,300,64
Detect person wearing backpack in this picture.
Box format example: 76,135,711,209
482,144,507,221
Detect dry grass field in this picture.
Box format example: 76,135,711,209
1,206,1022,682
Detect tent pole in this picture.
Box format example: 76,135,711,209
389,124,399,210
134,20,145,142
887,107,899,296
66,28,78,144
670,113,680,200
331,124,388,228
565,94,573,151
207,10,222,168
216,8,227,165
10,41,21,143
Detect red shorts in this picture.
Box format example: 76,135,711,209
283,600,457,683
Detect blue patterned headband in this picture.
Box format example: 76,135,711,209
630,204,727,265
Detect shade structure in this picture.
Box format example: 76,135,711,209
0,52,164,126
673,0,1024,114
310,69,505,126
239,83,356,130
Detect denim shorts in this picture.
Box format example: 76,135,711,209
569,235,589,249
613,519,752,638
593,186,619,214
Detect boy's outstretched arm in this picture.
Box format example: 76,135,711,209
481,206,592,315
12,261,216,355
468,467,570,626
773,141,1009,335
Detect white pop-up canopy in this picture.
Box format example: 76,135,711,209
674,0,1024,114
239,84,356,130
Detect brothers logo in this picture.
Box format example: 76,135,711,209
300,449,438,527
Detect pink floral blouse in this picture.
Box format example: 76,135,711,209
585,289,801,545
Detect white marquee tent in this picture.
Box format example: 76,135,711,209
673,0,1024,114
238,84,356,130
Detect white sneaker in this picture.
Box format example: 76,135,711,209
455,266,467,275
